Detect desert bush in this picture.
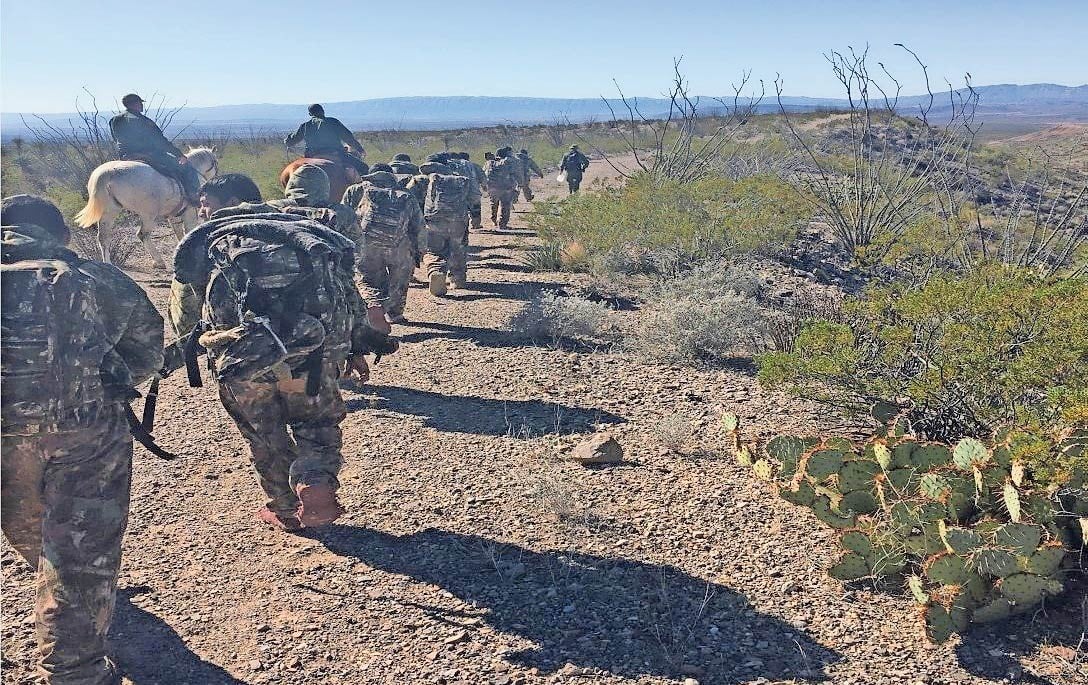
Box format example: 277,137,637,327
529,173,807,274
68,225,140,267
758,266,1088,441
728,413,1086,643
509,290,614,347
628,262,772,363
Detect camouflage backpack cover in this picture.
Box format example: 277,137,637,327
424,173,470,222
357,186,412,245
485,157,517,190
0,252,109,431
174,213,356,391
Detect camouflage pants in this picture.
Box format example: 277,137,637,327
218,368,346,517
567,173,583,194
469,202,482,231
519,180,534,202
488,188,516,228
423,217,468,283
1,404,131,685
357,239,414,318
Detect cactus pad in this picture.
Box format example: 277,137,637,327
841,531,872,556
924,605,958,643
722,413,739,432
921,474,953,501
908,575,929,604
953,438,989,470
840,490,880,515
752,459,774,482
766,435,816,477
838,461,880,492
914,444,953,469
970,598,1013,624
998,573,1062,605
779,479,816,507
812,496,856,529
971,548,1019,578
994,523,1042,556
828,552,870,581
872,442,893,470
924,553,970,586
806,450,845,481
868,546,908,576
940,523,984,555
1021,546,1065,576
736,444,754,467
1003,482,1022,522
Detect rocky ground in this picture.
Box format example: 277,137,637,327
3,160,1086,685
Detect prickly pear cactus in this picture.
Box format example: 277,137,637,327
740,412,1083,644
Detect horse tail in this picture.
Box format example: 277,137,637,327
74,167,112,228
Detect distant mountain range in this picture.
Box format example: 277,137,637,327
3,84,1086,139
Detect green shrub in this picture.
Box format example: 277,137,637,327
528,173,807,273
758,266,1088,442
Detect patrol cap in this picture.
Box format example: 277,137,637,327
121,93,144,107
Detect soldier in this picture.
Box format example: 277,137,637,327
444,152,483,236
516,148,544,201
270,163,357,237
110,93,202,205
452,152,485,230
484,148,519,229
197,173,263,220
169,201,395,533
2,194,164,685
560,144,591,194
418,161,470,295
342,170,423,324
284,104,368,177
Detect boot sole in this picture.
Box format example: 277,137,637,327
296,486,344,528
428,273,448,296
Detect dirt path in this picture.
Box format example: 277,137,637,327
3,160,1084,685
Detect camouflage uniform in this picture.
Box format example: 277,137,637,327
515,151,544,201
342,172,423,319
268,164,357,235
2,222,164,685
484,156,519,229
446,157,484,231
418,163,470,287
169,203,385,524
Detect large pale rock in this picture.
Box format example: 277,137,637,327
571,433,623,465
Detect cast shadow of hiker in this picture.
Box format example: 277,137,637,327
345,384,623,437
316,526,840,684
111,587,245,684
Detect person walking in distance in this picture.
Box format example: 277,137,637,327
560,144,590,194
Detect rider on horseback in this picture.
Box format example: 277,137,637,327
284,104,368,177
109,93,202,206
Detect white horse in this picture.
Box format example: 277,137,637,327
74,147,219,270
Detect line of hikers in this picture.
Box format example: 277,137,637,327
1,100,597,685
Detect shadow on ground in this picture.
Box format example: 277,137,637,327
317,526,839,684
395,320,528,348
345,384,622,436
112,587,244,684
953,586,1087,685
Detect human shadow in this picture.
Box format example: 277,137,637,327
345,384,622,436
111,587,245,684
953,580,1087,685
316,526,839,684
395,320,530,349
469,260,536,274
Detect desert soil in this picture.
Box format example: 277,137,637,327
2,158,1085,685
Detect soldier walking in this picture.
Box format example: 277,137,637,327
515,148,544,201
560,144,590,194
484,148,519,229
1,194,165,685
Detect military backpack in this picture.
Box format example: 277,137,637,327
424,173,470,222
0,255,109,430
357,187,412,245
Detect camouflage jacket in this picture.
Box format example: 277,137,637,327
1,223,164,430
443,159,483,203
268,164,358,237
342,175,424,248
483,157,518,191
109,110,183,159
516,152,544,178
561,149,590,174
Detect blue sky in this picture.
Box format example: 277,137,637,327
2,0,1085,112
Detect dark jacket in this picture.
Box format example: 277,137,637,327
109,110,183,159
561,150,590,175
285,116,364,157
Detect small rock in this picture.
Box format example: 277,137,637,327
683,679,700,685
444,630,469,645
248,659,263,671
570,433,623,465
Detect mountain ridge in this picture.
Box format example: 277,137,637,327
3,84,1086,138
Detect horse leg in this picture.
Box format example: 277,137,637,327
137,215,169,271
96,206,121,264
173,207,197,241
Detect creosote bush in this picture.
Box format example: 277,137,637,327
529,173,807,274
758,266,1088,442
509,290,614,347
